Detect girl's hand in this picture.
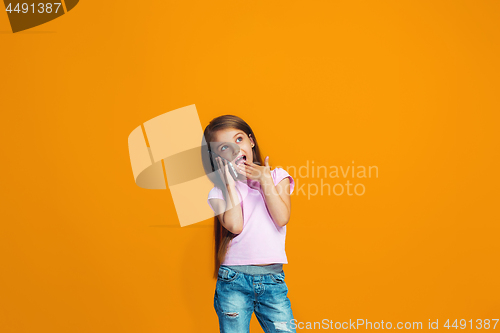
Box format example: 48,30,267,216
216,156,236,188
237,156,273,184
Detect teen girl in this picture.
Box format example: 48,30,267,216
201,115,297,333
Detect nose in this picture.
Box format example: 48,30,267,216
230,145,240,159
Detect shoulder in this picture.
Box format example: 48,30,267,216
208,186,224,200
271,167,295,194
207,186,225,213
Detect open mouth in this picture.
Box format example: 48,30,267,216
234,155,246,165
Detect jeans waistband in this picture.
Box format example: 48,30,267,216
221,264,284,275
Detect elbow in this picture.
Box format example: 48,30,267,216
227,220,243,234
223,224,242,235
275,217,290,228
233,227,243,234
221,213,243,234
231,225,243,234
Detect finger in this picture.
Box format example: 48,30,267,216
216,157,224,173
218,159,226,178
215,156,221,170
218,158,230,182
236,164,249,174
237,168,251,179
217,168,227,184
243,160,256,168
264,156,270,167
223,159,232,175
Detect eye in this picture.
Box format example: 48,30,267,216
236,137,243,143
220,145,228,151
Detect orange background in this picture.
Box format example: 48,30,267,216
1,1,499,332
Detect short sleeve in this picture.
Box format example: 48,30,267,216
272,168,295,194
207,186,225,212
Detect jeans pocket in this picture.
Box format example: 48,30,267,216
269,271,285,284
217,266,240,282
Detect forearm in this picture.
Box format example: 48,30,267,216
260,177,290,227
221,184,244,233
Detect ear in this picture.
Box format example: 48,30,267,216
248,133,255,147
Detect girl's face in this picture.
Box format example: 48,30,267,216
212,128,255,173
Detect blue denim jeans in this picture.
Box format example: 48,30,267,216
214,266,297,333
